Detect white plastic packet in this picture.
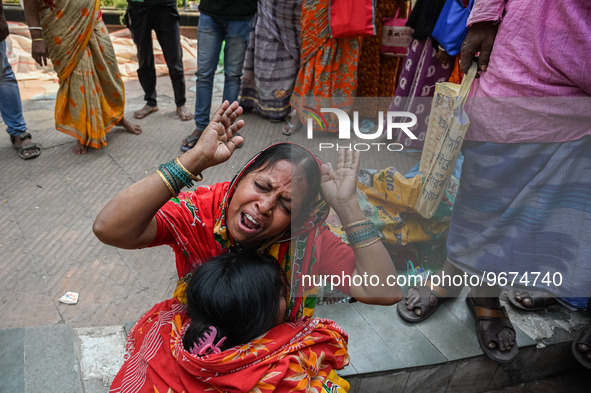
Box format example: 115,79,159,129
59,291,79,304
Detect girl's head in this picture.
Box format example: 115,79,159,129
227,143,321,248
183,250,286,353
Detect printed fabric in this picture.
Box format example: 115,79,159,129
290,0,360,132
239,0,303,121
447,137,591,310
109,298,350,392
39,0,125,148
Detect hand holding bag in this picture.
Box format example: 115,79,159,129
415,62,478,219
431,0,474,56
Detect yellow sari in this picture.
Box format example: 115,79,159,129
39,0,125,148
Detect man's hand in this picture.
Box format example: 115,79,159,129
460,21,499,74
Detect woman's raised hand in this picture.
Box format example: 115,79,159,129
320,149,361,213
193,100,245,167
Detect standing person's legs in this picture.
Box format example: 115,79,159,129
181,14,223,151
152,5,191,121
127,5,159,119
0,41,40,159
222,17,253,104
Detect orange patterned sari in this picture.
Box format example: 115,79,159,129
39,0,125,148
290,0,361,132
110,299,350,393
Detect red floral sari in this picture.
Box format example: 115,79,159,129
109,299,350,392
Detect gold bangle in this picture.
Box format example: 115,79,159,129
341,219,371,231
157,169,177,197
350,237,380,250
32,38,45,42
175,156,203,182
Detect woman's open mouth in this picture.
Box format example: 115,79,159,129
238,212,262,233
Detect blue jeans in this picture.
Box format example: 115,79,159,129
0,41,27,137
194,13,253,130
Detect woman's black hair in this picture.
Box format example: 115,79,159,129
239,143,321,222
183,250,286,352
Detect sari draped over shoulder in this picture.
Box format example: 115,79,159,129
39,0,125,148
109,299,350,393
152,144,354,321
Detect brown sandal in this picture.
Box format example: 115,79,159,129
397,281,451,323
467,295,518,363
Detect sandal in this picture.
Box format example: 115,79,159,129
10,132,41,160
396,281,451,323
180,132,201,152
572,323,591,370
507,289,559,311
466,295,518,363
281,122,302,136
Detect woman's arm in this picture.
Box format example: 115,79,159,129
22,0,49,66
93,101,244,249
320,150,402,305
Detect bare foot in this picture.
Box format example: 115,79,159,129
176,105,192,121
117,117,142,135
133,104,158,119
73,140,88,155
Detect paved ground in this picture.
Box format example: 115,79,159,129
1,42,590,392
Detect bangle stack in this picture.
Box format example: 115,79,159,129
156,156,202,197
32,38,44,42
342,219,381,249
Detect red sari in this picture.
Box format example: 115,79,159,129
109,299,350,392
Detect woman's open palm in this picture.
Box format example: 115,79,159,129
320,150,361,210
196,101,245,166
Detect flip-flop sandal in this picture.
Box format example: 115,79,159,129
507,289,559,312
572,323,591,370
181,134,200,152
466,295,518,363
10,132,41,160
282,122,302,136
396,282,450,323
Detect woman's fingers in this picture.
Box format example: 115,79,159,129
212,100,231,122
350,150,361,171
344,149,353,168
336,149,345,169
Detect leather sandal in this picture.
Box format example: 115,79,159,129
572,323,591,370
10,132,41,160
466,295,518,363
507,289,559,311
397,281,451,323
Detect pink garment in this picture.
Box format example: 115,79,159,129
464,0,591,143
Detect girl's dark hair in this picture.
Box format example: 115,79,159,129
240,143,321,221
183,250,285,352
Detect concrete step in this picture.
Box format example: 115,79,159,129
0,325,126,393
1,325,83,393
2,295,588,393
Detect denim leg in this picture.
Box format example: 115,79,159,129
222,17,253,103
194,14,224,130
0,41,27,137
